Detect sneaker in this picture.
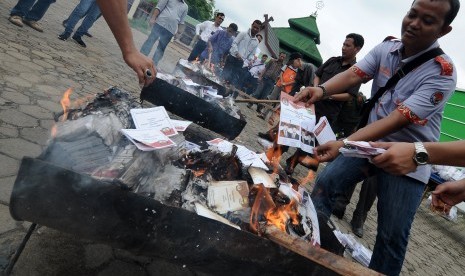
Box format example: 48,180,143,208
8,15,23,27
23,20,43,32
72,35,86,48
58,32,70,41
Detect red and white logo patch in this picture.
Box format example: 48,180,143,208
430,92,444,106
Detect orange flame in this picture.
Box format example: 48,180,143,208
299,169,316,186
265,199,300,232
192,168,206,177
250,184,276,234
60,88,73,121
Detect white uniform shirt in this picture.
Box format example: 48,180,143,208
196,21,221,42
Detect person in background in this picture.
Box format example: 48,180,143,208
58,0,102,48
242,54,268,94
140,0,188,65
8,0,56,32
248,52,286,111
294,0,459,274
282,34,364,176
199,23,238,69
266,52,302,101
188,12,225,62
96,0,156,87
222,20,261,88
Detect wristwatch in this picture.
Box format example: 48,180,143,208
413,142,429,165
317,85,328,99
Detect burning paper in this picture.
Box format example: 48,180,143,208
120,129,175,151
207,139,268,170
194,202,241,230
130,107,178,137
248,167,277,188
207,180,249,214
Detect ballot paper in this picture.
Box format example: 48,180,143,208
277,92,336,153
194,202,241,230
339,141,386,159
130,107,178,137
120,128,175,151
206,139,269,170
207,181,249,214
248,167,277,188
170,119,192,132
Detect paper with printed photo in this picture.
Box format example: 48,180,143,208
130,107,178,137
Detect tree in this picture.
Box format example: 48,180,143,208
185,0,215,21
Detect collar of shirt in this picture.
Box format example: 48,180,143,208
390,40,440,63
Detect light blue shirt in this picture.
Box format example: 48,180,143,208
355,40,457,183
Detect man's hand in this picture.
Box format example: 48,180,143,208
149,16,157,26
293,86,324,107
370,142,417,175
432,179,465,207
123,50,157,87
314,140,344,162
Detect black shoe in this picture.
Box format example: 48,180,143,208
58,32,70,41
258,131,273,142
332,208,345,220
72,35,86,48
350,219,364,238
83,32,93,38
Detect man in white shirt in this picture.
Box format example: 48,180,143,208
243,54,267,94
188,12,225,62
222,19,261,88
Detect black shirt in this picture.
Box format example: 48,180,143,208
314,56,361,124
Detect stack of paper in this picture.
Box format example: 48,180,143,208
339,141,386,159
121,107,191,151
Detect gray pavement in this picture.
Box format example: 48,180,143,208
1,0,465,275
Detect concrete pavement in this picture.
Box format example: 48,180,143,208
1,0,465,275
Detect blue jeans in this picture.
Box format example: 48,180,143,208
64,0,101,37
251,77,275,99
140,24,173,65
311,155,425,275
10,0,56,21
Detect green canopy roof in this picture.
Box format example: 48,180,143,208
273,27,322,66
288,16,320,44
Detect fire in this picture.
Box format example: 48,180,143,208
265,199,300,232
265,132,283,174
192,168,206,177
51,88,74,138
299,169,315,186
60,88,73,121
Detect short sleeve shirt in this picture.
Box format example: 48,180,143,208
155,0,188,35
315,57,360,124
353,40,457,183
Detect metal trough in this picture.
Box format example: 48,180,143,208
9,157,343,275
140,78,246,140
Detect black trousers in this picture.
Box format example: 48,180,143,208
187,39,207,61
